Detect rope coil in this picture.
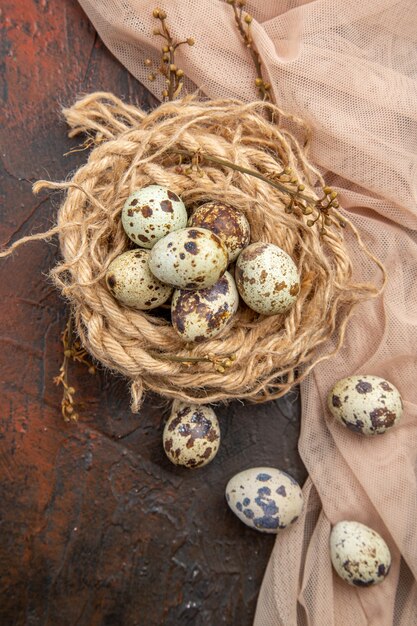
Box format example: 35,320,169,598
15,92,384,410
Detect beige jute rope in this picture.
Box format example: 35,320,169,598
1,92,385,411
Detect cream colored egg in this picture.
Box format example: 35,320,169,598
235,242,300,315
163,404,221,468
330,521,391,586
188,201,251,262
225,467,303,534
328,375,403,435
149,227,228,290
171,271,239,342
121,185,187,248
105,249,173,310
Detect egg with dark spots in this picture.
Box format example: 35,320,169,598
330,521,391,586
236,242,300,315
149,227,228,289
105,249,172,309
328,374,403,435
163,404,220,468
188,201,251,262
225,467,303,534
171,272,239,342
121,185,187,249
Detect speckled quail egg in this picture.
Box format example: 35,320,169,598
171,271,239,343
225,467,303,534
330,521,391,587
149,227,228,290
188,201,251,262
163,404,221,468
235,242,300,315
121,185,187,248
328,375,403,435
105,249,173,309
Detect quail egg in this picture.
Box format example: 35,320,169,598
121,184,187,248
149,227,228,290
171,271,239,342
235,242,300,315
188,201,251,262
328,375,403,435
105,249,173,309
330,521,391,586
225,467,303,534
163,404,221,468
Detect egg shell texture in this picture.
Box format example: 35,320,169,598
188,201,251,262
163,404,220,468
330,521,391,587
235,242,300,315
149,227,228,290
171,271,239,343
105,249,173,310
328,375,403,435
121,185,187,249
225,467,303,534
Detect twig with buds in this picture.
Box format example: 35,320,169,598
146,8,195,101
53,315,95,422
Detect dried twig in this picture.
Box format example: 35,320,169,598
154,352,237,374
53,315,95,422
147,8,195,101
171,148,344,234
226,0,272,104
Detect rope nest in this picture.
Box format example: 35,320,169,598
33,92,383,411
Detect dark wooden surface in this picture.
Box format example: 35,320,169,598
0,2,305,624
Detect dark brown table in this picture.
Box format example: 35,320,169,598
0,2,305,624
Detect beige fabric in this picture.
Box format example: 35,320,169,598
77,0,417,623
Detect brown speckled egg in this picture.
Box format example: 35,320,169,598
188,201,251,262
171,271,239,342
163,404,221,468
225,467,303,534
148,227,228,290
121,185,187,248
328,375,403,435
105,249,173,309
330,521,391,587
235,242,300,315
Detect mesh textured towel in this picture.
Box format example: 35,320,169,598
77,1,417,623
